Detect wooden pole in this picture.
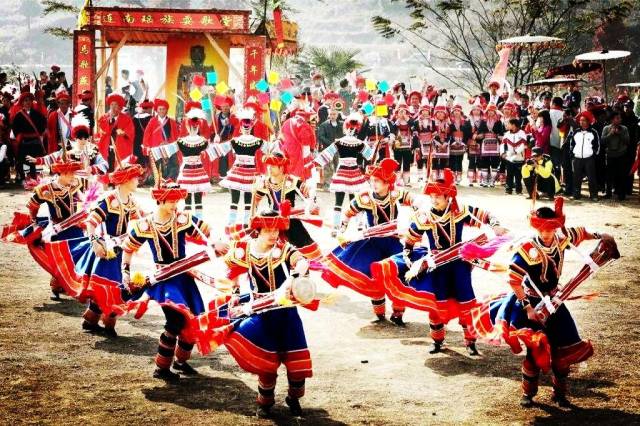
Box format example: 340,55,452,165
153,79,167,100
112,52,118,92
203,33,244,84
95,30,107,123
95,32,129,83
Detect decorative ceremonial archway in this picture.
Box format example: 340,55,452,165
73,6,272,119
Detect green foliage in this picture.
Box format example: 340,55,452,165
371,0,635,93
42,0,78,15
300,46,363,89
41,0,79,40
44,26,74,39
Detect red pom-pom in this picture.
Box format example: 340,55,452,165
123,154,138,165
192,74,206,87
442,168,455,186
380,158,399,173
384,94,395,106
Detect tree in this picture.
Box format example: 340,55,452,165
20,0,42,31
42,0,79,39
371,0,633,93
303,47,364,89
592,2,640,99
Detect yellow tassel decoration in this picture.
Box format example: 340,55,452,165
131,272,147,289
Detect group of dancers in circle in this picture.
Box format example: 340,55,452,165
1,103,620,417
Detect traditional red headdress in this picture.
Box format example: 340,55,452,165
77,90,93,101
106,93,126,108
263,152,289,168
17,91,34,105
485,103,498,114
575,110,595,125
214,96,234,109
343,112,363,134
153,98,170,111
528,197,566,231
469,96,485,115
250,200,291,230
294,108,315,122
323,91,340,102
423,168,459,213
366,158,399,184
138,99,154,109
151,180,188,202
55,91,71,102
419,97,432,113
433,96,448,117
394,95,409,113
615,95,631,104
70,114,91,139
408,91,422,104
109,155,144,185
51,157,83,175
502,101,517,112
184,101,202,114
243,101,264,113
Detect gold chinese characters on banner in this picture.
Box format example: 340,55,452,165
84,8,248,32
73,30,95,99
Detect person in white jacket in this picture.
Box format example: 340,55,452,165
501,118,528,194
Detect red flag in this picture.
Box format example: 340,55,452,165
273,7,284,48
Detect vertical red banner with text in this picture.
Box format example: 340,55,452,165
73,30,96,108
244,37,266,100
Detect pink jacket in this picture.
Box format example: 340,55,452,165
533,125,552,154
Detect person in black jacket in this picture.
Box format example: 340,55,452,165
132,100,153,166
602,112,630,200
12,92,47,180
316,108,344,189
620,100,639,195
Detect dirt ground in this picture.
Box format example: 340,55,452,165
1,184,639,425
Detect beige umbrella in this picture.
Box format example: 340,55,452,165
496,35,565,50
575,50,632,102
523,77,585,87
616,82,640,88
